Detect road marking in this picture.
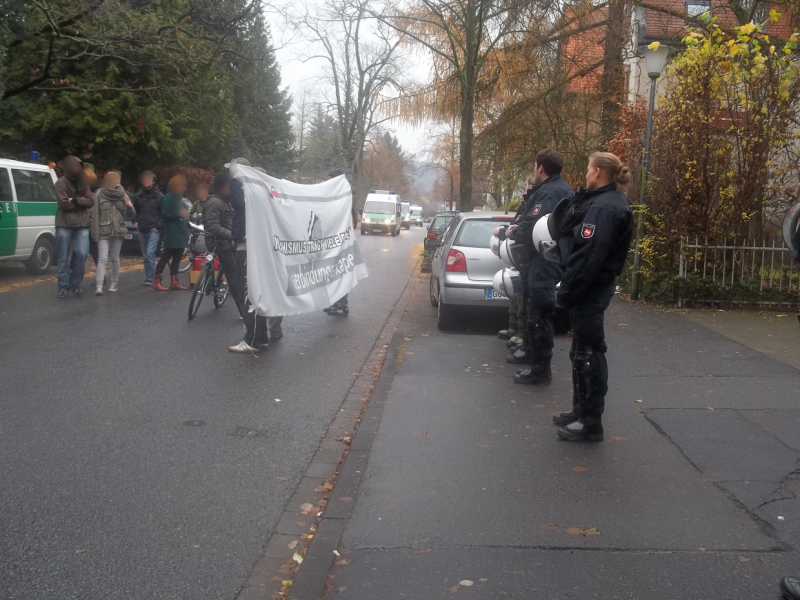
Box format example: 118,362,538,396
0,261,141,294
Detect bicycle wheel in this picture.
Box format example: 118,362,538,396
188,266,209,320
213,280,229,308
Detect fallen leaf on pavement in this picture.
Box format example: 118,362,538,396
339,497,354,503
479,578,488,582
610,436,627,441
337,587,347,593
482,364,488,367
318,499,327,507
572,466,588,472
635,399,643,403
540,523,558,532
76,549,86,554
416,548,431,554
566,527,599,536
315,481,334,493
292,552,303,564
698,548,706,551
288,540,298,549
525,425,532,429
738,556,750,562
459,580,474,586
450,585,460,593
299,503,315,515
422,431,429,437
336,559,351,565
276,477,288,482
759,558,770,565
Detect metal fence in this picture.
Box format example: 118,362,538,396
677,237,800,306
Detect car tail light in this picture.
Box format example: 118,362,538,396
445,249,467,272
426,231,437,238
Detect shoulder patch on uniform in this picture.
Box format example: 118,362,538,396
532,203,542,215
581,224,595,239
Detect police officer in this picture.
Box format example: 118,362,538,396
549,152,633,441
511,149,573,383
498,176,536,354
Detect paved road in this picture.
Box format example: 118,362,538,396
289,271,800,599
0,226,424,600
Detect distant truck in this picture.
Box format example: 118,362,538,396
400,200,411,229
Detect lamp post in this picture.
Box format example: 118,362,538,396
630,43,670,301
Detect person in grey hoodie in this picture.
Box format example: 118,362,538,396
90,171,133,295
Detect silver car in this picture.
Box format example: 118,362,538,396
429,211,514,330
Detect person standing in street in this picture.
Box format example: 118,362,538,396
152,174,190,291
132,170,163,286
54,156,94,299
227,160,273,353
190,183,210,220
91,171,133,295
549,152,634,441
512,149,573,384
83,165,103,282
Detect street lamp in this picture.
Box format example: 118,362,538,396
630,42,670,301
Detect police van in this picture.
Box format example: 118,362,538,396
0,159,59,274
361,190,402,236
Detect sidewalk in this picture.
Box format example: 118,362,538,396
290,273,800,599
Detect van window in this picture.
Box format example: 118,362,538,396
0,169,13,203
454,219,498,248
364,200,396,215
12,169,57,203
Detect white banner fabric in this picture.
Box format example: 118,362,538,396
231,164,369,317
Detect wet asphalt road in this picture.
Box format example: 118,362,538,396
0,226,424,600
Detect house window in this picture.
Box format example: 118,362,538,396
686,0,712,18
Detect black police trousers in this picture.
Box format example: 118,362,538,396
236,248,269,345
569,280,616,420
527,260,559,360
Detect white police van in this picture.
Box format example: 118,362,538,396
0,159,59,274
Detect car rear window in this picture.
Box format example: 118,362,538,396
430,215,454,232
454,219,500,248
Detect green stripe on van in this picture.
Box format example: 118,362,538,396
17,202,57,217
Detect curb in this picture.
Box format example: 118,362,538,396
235,258,422,600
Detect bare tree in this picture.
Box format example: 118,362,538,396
292,0,404,208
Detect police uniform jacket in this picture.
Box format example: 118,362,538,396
512,174,573,285
555,183,633,309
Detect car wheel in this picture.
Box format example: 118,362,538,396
554,307,571,335
437,297,453,331
24,237,54,274
429,275,438,307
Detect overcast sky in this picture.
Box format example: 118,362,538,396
268,12,431,158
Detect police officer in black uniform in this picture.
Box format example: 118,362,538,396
548,151,633,441
497,176,536,358
511,149,573,384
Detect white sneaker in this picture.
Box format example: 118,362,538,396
109,283,118,292
228,341,260,354
95,288,103,296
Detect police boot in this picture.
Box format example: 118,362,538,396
497,328,516,340
553,364,579,426
513,355,552,385
506,344,530,364
557,418,604,442
780,576,800,600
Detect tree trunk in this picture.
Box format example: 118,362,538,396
459,101,474,212
599,0,628,143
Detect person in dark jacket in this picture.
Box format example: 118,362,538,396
152,174,190,291
54,156,95,298
549,152,634,441
227,159,273,353
132,170,163,285
511,149,573,383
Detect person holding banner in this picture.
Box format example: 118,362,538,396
323,169,356,316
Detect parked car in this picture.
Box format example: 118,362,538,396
0,159,58,274
424,212,457,251
429,211,514,330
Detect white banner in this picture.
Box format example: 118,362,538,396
231,164,369,317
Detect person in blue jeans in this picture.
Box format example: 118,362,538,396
53,156,94,298
131,170,163,285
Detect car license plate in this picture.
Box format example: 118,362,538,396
487,288,505,300
124,234,133,240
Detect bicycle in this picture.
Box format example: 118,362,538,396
188,224,230,320
178,218,204,273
